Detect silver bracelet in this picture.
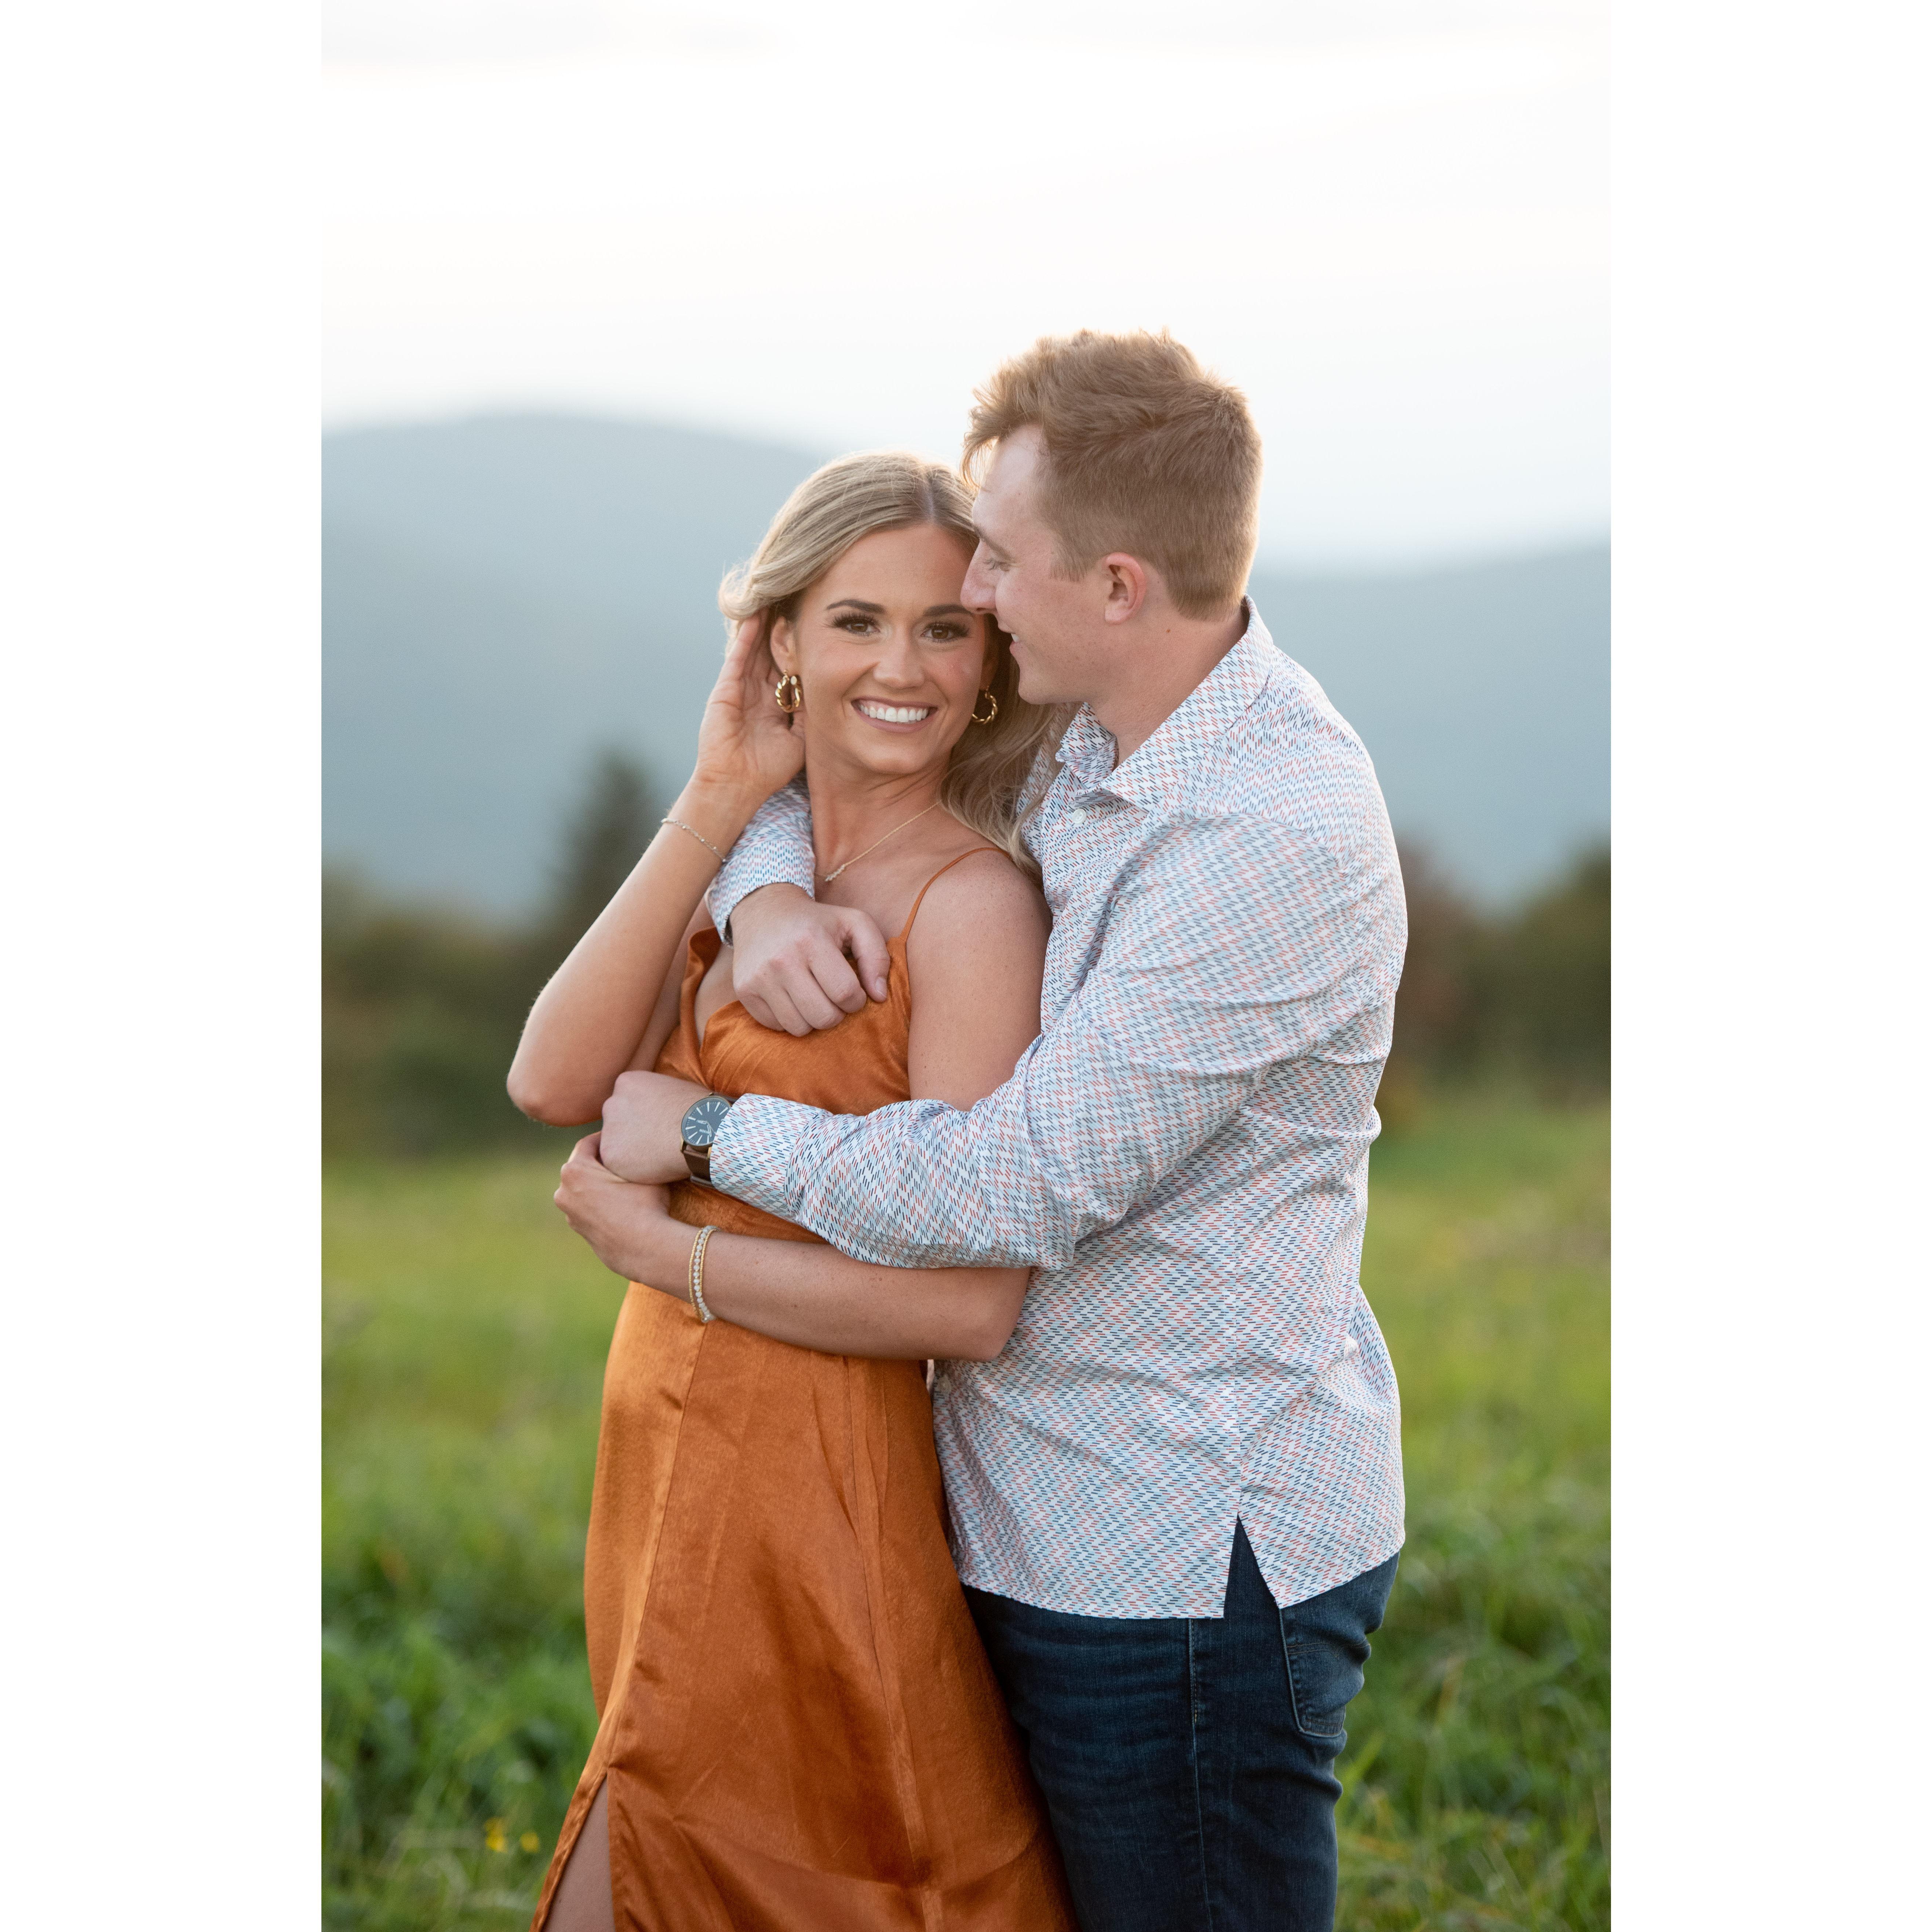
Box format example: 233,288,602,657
662,816,726,865
687,1225,717,1324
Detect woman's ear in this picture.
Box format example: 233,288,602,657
769,622,800,684
769,613,799,674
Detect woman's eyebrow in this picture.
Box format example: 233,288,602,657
822,599,972,619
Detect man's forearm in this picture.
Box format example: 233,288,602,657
710,816,1390,1269
712,1054,1249,1274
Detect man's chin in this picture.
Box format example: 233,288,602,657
1012,663,1070,709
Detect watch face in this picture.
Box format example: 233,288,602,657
681,1094,733,1149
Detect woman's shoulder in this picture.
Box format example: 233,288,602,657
905,843,1050,956
900,843,1047,1094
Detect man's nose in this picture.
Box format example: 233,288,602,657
961,546,997,613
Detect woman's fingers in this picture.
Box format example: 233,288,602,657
692,608,803,800
720,609,767,688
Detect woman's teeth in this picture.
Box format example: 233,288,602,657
856,701,935,724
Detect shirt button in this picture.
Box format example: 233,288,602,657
1067,808,1087,825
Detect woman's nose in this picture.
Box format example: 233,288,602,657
872,630,923,686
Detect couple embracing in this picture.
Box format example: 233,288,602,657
509,329,1408,1932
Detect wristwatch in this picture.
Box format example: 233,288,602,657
679,1092,734,1185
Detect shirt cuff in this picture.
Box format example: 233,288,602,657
710,1093,820,1220
710,864,814,946
706,783,817,941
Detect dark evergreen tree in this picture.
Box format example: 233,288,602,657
539,748,658,958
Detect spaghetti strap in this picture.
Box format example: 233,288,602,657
896,846,1006,942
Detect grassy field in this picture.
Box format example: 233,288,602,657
322,1094,1608,1929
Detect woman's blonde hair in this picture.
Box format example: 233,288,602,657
719,451,1062,878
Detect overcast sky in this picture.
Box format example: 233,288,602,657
323,0,1607,566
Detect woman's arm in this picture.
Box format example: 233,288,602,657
555,852,1053,1359
553,1154,1030,1361
507,616,804,1125
508,832,714,1126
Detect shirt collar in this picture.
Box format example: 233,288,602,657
1057,599,1277,812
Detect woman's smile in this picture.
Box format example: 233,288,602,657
853,698,938,730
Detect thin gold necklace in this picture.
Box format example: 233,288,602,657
817,801,943,885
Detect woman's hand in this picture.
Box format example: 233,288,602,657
688,611,805,811
554,1134,686,1288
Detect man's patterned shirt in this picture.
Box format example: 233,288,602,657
709,607,1407,1616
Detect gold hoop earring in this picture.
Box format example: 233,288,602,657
969,689,999,726
774,674,803,714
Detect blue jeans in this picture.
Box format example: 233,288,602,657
965,1525,1397,1932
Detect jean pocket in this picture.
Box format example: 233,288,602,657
1279,1618,1370,1748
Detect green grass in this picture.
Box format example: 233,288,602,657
323,1093,1608,1929
1338,1098,1609,1928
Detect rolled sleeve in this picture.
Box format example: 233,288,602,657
709,1092,823,1221
707,777,815,940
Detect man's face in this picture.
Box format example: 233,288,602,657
960,427,1114,710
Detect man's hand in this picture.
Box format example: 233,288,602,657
553,1134,682,1284
731,883,891,1036
601,1070,708,1184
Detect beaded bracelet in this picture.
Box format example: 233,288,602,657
687,1225,717,1324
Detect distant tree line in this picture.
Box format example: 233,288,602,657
1379,841,1610,1124
324,751,1609,1158
324,750,657,1158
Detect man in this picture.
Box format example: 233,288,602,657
569,329,1406,1932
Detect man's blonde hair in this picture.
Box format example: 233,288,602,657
719,451,1058,878
963,330,1262,620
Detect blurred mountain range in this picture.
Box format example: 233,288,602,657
323,413,1607,913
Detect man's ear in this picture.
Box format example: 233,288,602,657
1099,553,1151,625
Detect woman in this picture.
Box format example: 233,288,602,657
508,452,1075,1932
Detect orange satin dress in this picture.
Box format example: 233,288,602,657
531,855,1075,1932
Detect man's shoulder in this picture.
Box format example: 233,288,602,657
1180,644,1387,841
1123,633,1403,969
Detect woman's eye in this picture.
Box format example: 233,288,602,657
923,623,969,643
835,616,876,634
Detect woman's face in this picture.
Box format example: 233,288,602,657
770,523,996,786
